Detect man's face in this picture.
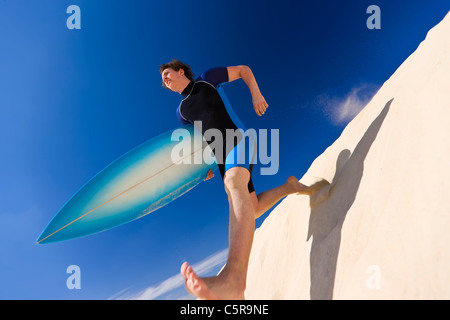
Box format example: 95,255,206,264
161,68,185,92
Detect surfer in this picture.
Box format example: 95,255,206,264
160,60,309,299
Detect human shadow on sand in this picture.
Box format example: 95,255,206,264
307,98,393,300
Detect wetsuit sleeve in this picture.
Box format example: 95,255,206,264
198,67,229,88
176,104,190,125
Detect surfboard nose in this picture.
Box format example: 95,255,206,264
36,124,218,244
36,228,52,244
36,220,70,244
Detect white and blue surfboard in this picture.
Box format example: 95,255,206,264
37,124,217,244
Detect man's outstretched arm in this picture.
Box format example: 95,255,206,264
227,65,268,116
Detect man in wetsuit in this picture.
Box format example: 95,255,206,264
160,60,308,299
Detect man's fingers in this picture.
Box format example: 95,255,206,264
204,169,215,180
259,104,267,115
255,102,268,115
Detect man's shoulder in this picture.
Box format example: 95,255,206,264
197,67,229,87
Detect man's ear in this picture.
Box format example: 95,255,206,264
178,68,185,76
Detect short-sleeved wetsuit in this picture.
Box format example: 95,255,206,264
176,67,256,193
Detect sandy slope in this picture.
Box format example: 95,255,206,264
245,11,450,299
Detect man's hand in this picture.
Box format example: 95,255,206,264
204,169,215,181
252,93,268,116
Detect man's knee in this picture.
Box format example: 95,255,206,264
223,167,250,191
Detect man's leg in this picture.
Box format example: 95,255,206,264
181,166,254,299
251,176,309,219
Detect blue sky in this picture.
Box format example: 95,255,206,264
0,0,448,299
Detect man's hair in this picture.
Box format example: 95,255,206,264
159,59,195,89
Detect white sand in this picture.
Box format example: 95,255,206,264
245,11,450,299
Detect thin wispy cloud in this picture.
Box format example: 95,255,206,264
111,248,228,300
318,84,380,125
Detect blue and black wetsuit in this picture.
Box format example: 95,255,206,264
176,67,256,193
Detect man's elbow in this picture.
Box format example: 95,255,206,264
239,65,251,75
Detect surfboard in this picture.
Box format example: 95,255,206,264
37,124,217,244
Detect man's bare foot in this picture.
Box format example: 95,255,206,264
180,262,245,300
286,176,309,195
305,179,331,197
180,262,216,299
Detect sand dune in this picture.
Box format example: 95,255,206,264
245,11,450,299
